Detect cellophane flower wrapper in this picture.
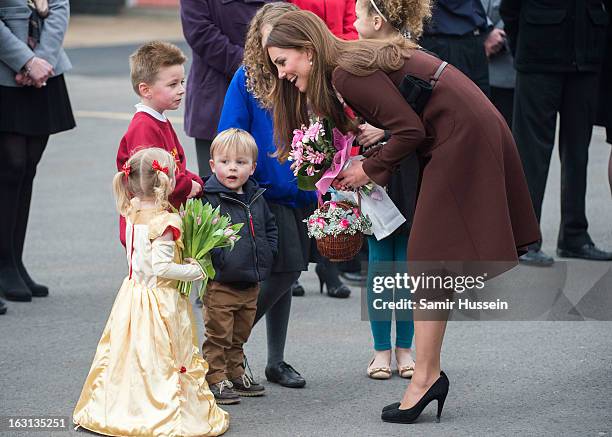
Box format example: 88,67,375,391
336,157,405,240
289,118,344,191
177,199,243,299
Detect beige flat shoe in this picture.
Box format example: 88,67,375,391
367,357,392,380
396,348,415,378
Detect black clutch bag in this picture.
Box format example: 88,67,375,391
398,75,433,116
397,60,449,116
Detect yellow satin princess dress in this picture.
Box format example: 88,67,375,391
73,209,229,436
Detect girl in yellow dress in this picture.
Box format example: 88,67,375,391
73,148,229,436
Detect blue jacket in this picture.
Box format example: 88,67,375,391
218,66,317,208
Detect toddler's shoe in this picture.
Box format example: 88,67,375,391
231,374,266,397
210,380,240,405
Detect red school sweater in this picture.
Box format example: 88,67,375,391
289,0,358,40
116,111,204,246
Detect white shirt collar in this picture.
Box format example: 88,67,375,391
135,103,167,122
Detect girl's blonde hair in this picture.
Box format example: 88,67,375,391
365,0,432,40
243,2,299,108
210,128,258,162
112,147,177,217
264,11,420,161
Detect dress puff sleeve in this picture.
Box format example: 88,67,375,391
149,212,204,281
148,211,184,251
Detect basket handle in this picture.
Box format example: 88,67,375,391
317,189,362,210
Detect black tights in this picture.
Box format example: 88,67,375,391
254,271,300,366
0,133,48,273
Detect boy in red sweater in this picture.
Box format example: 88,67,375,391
117,41,203,246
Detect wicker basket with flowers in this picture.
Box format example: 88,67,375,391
305,199,371,261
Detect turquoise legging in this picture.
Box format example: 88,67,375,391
367,235,414,351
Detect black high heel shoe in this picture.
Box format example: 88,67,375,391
315,262,350,298
381,371,449,424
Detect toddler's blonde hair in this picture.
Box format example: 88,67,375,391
210,128,258,162
112,147,177,217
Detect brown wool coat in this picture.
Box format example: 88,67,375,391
332,49,540,264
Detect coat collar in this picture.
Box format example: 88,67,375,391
135,103,167,122
204,174,261,197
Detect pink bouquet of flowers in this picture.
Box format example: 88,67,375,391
289,118,355,192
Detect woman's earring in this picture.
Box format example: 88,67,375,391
309,60,313,66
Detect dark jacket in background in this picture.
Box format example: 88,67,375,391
180,0,271,141
420,0,491,95
500,0,609,72
204,175,278,284
424,0,488,35
596,0,612,142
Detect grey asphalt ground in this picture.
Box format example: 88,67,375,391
1,43,612,437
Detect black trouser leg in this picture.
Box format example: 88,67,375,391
513,72,564,250
14,135,49,294
0,133,32,301
253,271,300,367
557,73,598,249
490,86,514,128
195,138,213,177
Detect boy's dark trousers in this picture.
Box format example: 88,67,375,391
202,281,259,385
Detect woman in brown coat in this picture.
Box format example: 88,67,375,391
262,10,540,424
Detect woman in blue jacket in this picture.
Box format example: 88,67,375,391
218,2,350,389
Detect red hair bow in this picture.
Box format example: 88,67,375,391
152,160,169,175
122,162,131,178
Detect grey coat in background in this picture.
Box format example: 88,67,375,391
481,0,515,89
0,0,71,87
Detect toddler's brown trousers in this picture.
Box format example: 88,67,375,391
202,281,259,385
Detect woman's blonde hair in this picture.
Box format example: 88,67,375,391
263,10,419,161
365,0,432,39
112,147,176,217
244,2,299,108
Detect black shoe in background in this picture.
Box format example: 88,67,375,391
265,361,306,388
0,265,32,302
291,280,305,297
0,298,7,315
17,264,48,297
315,262,351,298
557,243,612,261
519,249,554,267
